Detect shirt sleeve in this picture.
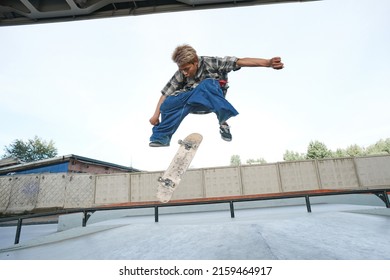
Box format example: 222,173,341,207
201,56,240,73
218,56,241,72
161,70,184,96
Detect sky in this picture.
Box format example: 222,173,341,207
1,0,389,171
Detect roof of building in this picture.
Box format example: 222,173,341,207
0,0,319,26
0,154,141,175
0,157,22,168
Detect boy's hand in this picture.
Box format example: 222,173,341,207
149,115,160,126
270,57,284,70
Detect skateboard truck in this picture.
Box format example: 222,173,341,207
158,177,175,189
178,139,197,150
156,133,202,203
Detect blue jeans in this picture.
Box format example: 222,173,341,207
150,79,239,145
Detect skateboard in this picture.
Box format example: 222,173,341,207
156,133,203,203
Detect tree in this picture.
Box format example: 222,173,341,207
246,158,267,165
366,138,390,155
230,155,241,166
2,136,58,163
283,150,306,161
233,138,390,165
306,140,331,159
332,148,348,158
345,144,366,157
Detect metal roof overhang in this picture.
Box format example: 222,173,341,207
0,0,319,27
0,154,140,175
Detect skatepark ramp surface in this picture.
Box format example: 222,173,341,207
1,202,390,260
1,192,389,280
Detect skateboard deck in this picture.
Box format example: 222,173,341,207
156,133,203,203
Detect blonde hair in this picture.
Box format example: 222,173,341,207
172,44,197,66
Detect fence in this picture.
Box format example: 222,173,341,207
1,155,390,214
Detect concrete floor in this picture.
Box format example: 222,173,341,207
1,200,389,260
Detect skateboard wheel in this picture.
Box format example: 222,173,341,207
158,177,175,188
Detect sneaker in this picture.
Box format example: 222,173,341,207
219,123,232,141
149,141,170,147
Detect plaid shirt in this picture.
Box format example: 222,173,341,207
161,56,241,96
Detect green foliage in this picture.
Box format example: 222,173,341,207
331,148,345,158
306,140,332,159
282,138,390,162
230,154,241,166
283,150,306,161
2,136,58,163
246,158,267,165
230,155,267,166
366,138,390,155
344,144,366,157
234,139,390,164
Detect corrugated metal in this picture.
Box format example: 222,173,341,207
0,0,319,26
0,154,139,176
12,162,69,175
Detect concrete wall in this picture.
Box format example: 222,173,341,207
1,155,389,214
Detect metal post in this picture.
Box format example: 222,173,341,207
229,201,235,218
376,190,390,208
154,206,159,222
14,218,23,244
384,191,390,208
82,211,95,227
305,195,312,213
82,211,88,227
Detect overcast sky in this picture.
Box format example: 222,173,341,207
1,0,389,171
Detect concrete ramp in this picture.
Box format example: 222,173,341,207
1,203,389,260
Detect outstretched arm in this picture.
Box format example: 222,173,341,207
236,57,284,70
149,94,166,126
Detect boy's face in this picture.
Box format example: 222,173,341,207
179,59,198,78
